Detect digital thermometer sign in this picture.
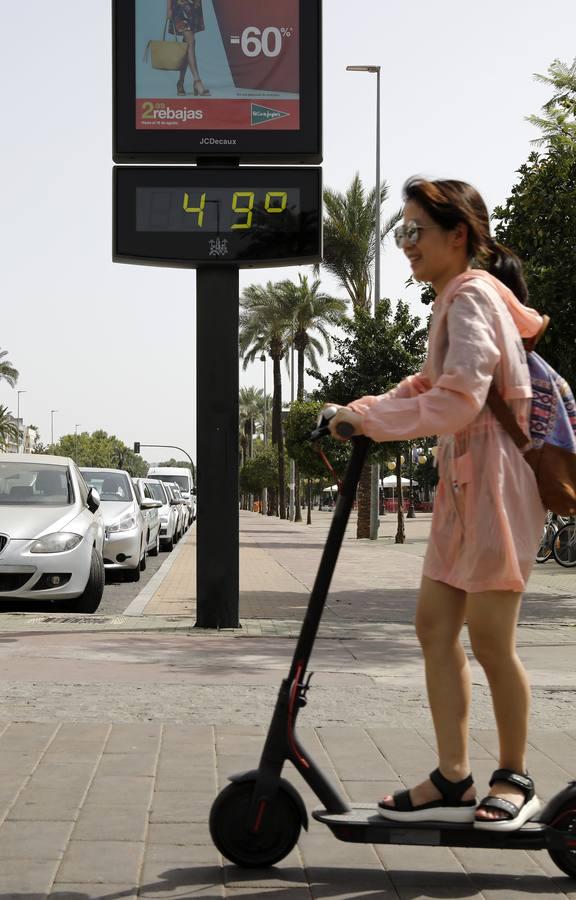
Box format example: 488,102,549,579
114,167,321,268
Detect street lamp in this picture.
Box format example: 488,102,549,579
16,390,27,453
347,64,381,540
74,424,81,463
50,409,58,447
260,353,268,516
289,319,296,521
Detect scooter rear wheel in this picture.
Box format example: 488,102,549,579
548,807,576,878
210,779,302,868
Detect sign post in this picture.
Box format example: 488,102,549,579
112,0,322,628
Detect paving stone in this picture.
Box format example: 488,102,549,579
147,822,213,845
50,885,137,900
0,722,59,751
0,857,60,895
105,723,162,754
150,791,211,823
72,806,148,842
223,848,305,888
7,789,83,822
84,775,154,807
315,726,396,781
138,861,223,898
97,751,159,777
56,840,144,884
0,821,73,860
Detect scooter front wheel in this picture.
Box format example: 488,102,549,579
548,806,576,878
210,779,302,868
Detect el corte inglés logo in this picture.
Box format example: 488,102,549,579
251,104,290,126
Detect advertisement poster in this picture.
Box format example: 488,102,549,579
135,0,300,131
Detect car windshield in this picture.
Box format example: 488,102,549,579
150,473,190,492
81,470,132,502
0,462,73,506
147,481,166,503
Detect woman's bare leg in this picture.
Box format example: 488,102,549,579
184,30,201,83
466,590,530,820
381,576,475,807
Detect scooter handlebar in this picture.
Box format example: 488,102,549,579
310,406,357,441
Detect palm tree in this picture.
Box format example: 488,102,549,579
321,173,401,538
239,386,264,464
321,173,401,312
276,274,347,520
0,350,19,388
240,283,292,519
0,405,18,450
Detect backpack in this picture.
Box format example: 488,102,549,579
487,317,576,515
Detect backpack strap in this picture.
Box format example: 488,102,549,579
486,384,531,450
523,314,550,352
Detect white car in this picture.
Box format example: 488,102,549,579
132,478,162,557
80,468,160,582
147,466,196,525
146,479,179,551
0,453,105,612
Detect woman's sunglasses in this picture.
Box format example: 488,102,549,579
394,221,439,248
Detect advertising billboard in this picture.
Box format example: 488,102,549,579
113,0,321,163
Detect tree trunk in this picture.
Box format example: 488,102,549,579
307,479,312,525
294,462,302,521
272,356,286,519
395,451,405,544
356,462,372,539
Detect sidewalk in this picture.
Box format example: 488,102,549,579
0,511,575,897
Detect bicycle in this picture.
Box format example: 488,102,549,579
552,516,576,568
536,511,567,563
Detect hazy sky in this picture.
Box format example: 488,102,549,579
1,0,574,462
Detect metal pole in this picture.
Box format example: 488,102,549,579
261,353,268,516
17,391,26,453
196,266,239,629
51,409,58,447
74,425,80,463
369,67,381,540
289,320,295,521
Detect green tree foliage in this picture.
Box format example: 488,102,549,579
492,58,576,385
321,174,402,311
0,405,18,450
52,430,148,476
239,445,280,496
284,400,351,481
0,349,18,388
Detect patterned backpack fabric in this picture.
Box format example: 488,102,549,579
528,352,576,453
488,344,576,515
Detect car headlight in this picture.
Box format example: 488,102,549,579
30,533,83,553
107,514,138,533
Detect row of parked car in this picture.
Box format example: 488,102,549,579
0,454,196,614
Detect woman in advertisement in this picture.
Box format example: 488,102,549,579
167,0,210,96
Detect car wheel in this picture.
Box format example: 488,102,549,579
125,563,141,583
163,535,174,552
75,548,105,614
139,543,147,571
150,532,160,557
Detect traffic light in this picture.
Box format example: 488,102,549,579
133,442,141,454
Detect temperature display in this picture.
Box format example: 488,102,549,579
136,188,300,233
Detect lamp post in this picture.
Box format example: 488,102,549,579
407,442,416,518
16,390,27,453
260,353,268,516
50,409,58,447
74,424,81,463
289,320,295,521
346,64,381,540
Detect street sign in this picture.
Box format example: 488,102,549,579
113,166,322,267
113,0,322,163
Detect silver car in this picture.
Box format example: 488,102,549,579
132,478,162,557
146,479,178,551
80,468,160,583
0,453,105,612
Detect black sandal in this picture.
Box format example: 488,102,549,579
474,768,541,831
378,768,476,823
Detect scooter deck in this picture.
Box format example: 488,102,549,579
313,805,557,850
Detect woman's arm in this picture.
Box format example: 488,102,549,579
341,287,501,442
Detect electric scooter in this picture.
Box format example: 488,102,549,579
209,407,576,878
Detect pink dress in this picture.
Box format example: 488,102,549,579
348,270,546,594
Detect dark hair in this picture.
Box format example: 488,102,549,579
402,177,528,303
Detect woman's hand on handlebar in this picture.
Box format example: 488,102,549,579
323,405,364,441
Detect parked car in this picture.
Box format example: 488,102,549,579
146,479,179,551
162,482,183,544
0,453,105,612
147,466,196,526
80,468,160,582
132,478,162,556
166,482,188,541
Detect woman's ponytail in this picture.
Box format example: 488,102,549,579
486,240,529,305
